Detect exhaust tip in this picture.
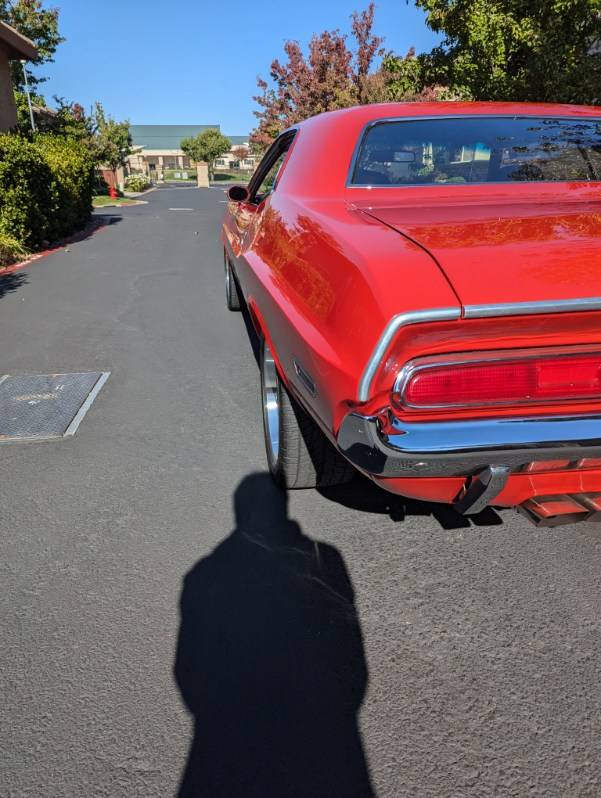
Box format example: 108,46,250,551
518,494,598,527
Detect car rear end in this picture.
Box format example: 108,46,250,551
337,107,601,525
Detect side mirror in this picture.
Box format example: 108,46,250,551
228,184,249,202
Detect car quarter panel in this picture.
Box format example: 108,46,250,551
225,189,461,431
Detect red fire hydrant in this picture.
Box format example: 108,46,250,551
108,186,118,199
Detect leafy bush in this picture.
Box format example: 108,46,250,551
124,173,151,192
0,134,54,248
0,133,94,250
0,233,29,268
35,134,95,240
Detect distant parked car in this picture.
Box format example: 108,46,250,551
222,101,601,527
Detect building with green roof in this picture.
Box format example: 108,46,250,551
130,125,220,150
127,125,257,182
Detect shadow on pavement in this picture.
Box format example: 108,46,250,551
35,215,124,255
321,474,505,530
89,214,123,228
0,272,28,298
174,472,376,798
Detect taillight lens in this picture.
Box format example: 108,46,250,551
397,353,601,409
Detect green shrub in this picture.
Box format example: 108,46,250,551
0,134,54,249
124,173,151,192
35,134,95,240
0,233,29,267
0,133,95,250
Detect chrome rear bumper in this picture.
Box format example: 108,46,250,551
336,412,601,478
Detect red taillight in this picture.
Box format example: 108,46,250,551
397,353,601,409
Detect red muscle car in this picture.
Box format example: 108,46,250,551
222,102,601,526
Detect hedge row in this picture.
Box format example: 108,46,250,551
0,133,96,251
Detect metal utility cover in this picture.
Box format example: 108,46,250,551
0,372,110,442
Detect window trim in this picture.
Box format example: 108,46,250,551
346,114,601,189
247,129,298,204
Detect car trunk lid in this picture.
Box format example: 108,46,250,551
363,195,601,309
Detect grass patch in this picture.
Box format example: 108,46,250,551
0,233,29,267
93,196,139,207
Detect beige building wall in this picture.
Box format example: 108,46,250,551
213,147,258,171
0,43,17,131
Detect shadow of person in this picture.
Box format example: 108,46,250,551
174,472,375,798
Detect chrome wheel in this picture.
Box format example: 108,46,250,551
259,337,354,488
261,342,280,462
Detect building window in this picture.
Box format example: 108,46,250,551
244,159,253,166
229,160,240,169
215,159,226,166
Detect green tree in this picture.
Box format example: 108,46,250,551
14,94,91,138
180,129,231,180
415,0,601,104
381,46,463,102
92,103,132,172
13,88,46,134
0,0,64,91
381,47,424,99
51,98,94,141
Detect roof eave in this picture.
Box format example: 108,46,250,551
0,21,38,61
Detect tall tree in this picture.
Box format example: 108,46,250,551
0,0,64,91
180,129,231,180
415,0,601,104
251,3,384,148
351,3,385,104
92,103,132,172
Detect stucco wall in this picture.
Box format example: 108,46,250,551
0,43,17,131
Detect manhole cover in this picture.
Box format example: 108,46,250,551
0,372,110,442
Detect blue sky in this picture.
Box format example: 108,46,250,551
41,0,440,135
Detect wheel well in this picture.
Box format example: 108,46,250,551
249,301,288,384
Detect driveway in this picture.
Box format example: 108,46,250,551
2,186,601,797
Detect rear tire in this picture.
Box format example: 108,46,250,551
225,254,241,311
260,339,354,489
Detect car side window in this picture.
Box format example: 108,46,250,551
248,132,295,204
256,153,287,198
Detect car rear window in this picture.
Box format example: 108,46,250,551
350,116,601,186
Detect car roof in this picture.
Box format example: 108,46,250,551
294,101,601,131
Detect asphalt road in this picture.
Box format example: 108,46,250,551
2,186,601,797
